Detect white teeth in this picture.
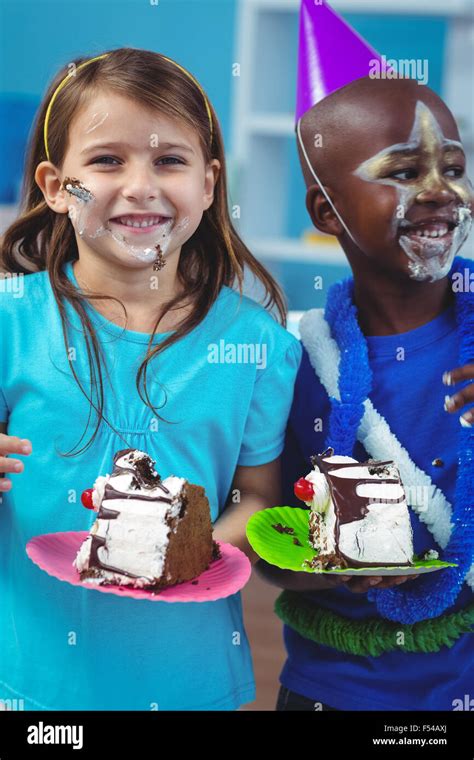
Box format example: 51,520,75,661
117,216,162,228
412,224,449,239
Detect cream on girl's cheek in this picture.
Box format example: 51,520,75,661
62,175,190,267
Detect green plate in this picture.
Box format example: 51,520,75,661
246,506,457,576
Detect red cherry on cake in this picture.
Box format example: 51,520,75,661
81,488,94,509
294,477,314,503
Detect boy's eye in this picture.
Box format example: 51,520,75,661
444,166,464,178
388,168,418,181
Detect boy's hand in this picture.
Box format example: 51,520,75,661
443,365,474,426
0,434,32,491
255,560,419,592
344,574,420,593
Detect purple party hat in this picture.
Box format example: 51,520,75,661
296,0,385,123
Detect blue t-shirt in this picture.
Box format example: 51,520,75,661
0,259,302,710
281,305,473,711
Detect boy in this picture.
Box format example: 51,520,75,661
256,2,473,711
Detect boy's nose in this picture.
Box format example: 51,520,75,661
415,177,458,207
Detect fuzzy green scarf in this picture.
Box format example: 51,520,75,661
275,590,474,657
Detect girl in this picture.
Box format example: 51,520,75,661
0,48,302,710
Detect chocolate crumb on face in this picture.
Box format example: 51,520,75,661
293,537,303,546
191,580,199,585
272,523,296,535
62,177,94,203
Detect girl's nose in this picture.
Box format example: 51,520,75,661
121,166,160,203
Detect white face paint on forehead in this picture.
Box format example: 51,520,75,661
354,101,473,282
84,111,110,134
62,176,190,271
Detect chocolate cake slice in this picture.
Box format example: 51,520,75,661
74,449,214,588
296,448,414,569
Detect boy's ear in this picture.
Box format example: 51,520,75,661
306,184,344,237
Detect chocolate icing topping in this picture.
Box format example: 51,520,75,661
88,449,178,575
311,448,410,567
312,447,403,524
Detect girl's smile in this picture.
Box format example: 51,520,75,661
53,91,219,274
108,214,174,236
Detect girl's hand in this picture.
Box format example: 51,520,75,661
0,434,32,491
443,365,474,427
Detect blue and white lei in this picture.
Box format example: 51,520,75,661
299,256,474,624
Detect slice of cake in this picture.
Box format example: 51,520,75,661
74,448,216,588
294,447,414,569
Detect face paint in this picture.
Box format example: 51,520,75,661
85,111,109,134
62,177,190,269
354,101,473,282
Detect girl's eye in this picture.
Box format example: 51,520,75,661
444,166,464,178
157,156,184,165
90,156,184,166
389,168,418,181
91,156,120,165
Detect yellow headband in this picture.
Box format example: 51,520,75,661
43,52,213,161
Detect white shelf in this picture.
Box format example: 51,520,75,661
249,0,473,17
248,237,347,264
247,109,474,146
247,113,295,135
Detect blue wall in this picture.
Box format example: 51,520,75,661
0,0,237,202
0,2,454,312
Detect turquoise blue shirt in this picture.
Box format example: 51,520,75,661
0,260,302,710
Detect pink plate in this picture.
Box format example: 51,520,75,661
26,531,251,603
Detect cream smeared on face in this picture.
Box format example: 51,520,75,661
59,92,217,273
62,176,189,266
354,101,473,282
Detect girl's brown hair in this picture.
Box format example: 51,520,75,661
0,47,287,457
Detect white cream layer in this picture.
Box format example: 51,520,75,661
74,468,186,583
307,456,413,564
